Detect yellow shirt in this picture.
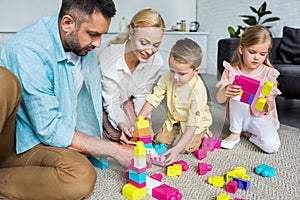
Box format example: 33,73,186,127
146,72,212,134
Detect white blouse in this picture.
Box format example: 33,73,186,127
98,43,163,129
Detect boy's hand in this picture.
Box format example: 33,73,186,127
163,147,181,166
120,127,136,145
225,84,242,98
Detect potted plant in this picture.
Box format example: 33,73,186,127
228,2,280,38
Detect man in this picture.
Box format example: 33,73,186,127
0,0,134,199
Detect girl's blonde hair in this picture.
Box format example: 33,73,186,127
170,38,202,69
108,8,165,46
231,25,274,68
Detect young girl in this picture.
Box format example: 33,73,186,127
216,25,281,153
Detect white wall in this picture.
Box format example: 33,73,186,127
197,0,300,74
1,0,299,75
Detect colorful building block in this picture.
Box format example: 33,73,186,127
226,166,249,182
150,156,167,167
167,164,182,177
216,193,230,200
194,149,207,160
154,144,167,156
171,160,189,171
201,137,221,151
198,162,212,175
150,173,163,182
226,180,239,194
233,75,274,111
207,176,225,187
152,184,182,200
87,155,108,170
232,177,250,190
255,164,276,177
122,183,147,200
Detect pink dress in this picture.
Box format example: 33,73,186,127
216,61,282,129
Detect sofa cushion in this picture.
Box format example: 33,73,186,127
278,26,300,64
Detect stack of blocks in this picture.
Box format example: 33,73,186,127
131,116,153,149
122,141,182,200
233,75,274,111
122,141,147,200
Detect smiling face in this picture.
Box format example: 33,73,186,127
126,27,164,62
61,12,111,56
239,40,270,74
169,54,199,86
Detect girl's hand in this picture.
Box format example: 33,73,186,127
163,147,181,166
263,95,275,115
225,84,242,98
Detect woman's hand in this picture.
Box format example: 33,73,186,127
118,122,136,145
225,84,242,98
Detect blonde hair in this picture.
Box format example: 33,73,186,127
170,38,202,69
108,8,165,46
231,25,274,68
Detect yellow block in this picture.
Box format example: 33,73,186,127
122,184,146,200
261,81,274,96
134,116,149,129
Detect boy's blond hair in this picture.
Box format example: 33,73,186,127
170,38,202,69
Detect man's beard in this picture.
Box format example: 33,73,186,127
64,31,86,56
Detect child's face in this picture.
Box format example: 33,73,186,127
169,55,199,86
239,41,269,72
127,27,164,63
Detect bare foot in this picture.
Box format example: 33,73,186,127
223,133,241,141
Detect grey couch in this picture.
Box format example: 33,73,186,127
217,35,300,100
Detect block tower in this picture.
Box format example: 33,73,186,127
122,141,147,200
131,116,154,149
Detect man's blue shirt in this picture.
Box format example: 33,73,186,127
0,15,103,154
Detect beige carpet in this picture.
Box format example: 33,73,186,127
85,103,300,200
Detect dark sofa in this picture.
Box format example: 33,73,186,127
217,27,300,100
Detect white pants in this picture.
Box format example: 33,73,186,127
229,99,280,153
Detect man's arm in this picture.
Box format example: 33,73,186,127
68,130,134,168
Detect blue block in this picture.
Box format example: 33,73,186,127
144,143,154,149
248,94,255,104
128,170,146,184
154,144,167,156
255,164,276,177
87,155,108,170
232,177,250,190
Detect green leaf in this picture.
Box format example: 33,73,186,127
250,6,258,14
258,2,267,13
243,17,257,25
261,17,280,24
240,15,256,18
258,11,272,17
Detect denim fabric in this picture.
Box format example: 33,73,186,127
0,15,103,154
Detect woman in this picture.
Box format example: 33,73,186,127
99,8,165,144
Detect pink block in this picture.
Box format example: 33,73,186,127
226,180,239,194
234,75,260,94
201,137,220,151
151,156,166,167
170,160,189,171
198,163,212,175
152,184,182,200
128,179,146,188
150,173,163,181
129,159,146,173
137,135,152,144
194,149,207,160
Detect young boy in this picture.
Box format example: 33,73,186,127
139,38,213,165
